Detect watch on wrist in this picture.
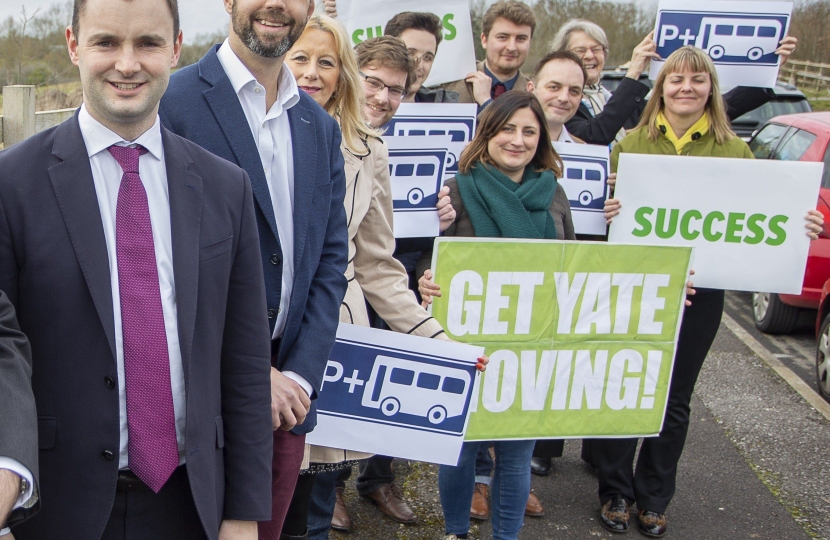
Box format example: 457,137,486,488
18,476,28,497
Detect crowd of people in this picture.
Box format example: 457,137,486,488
0,1,822,540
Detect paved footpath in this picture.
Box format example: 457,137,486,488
330,320,830,539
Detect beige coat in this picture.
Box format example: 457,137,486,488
306,137,449,466
440,60,532,104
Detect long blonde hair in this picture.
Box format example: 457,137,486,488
302,15,380,153
637,46,734,144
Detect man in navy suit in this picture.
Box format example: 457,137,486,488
0,0,274,538
159,0,349,537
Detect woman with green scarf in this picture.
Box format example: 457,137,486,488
416,90,575,540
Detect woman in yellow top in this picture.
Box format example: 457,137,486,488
598,46,823,538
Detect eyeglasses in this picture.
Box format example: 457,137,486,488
569,45,606,57
359,71,407,101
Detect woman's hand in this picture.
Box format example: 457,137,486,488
606,172,616,189
437,185,456,232
775,36,797,65
604,198,621,224
685,269,696,307
805,209,824,240
476,356,488,372
626,31,661,80
323,0,337,17
419,269,442,308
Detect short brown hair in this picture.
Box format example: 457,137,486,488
354,36,416,93
384,12,443,48
72,0,180,39
482,1,536,38
533,50,587,86
459,90,562,177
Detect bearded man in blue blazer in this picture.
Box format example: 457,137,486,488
160,0,349,536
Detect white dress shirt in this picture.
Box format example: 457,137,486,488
0,457,34,535
216,40,311,397
78,105,187,469
555,124,576,143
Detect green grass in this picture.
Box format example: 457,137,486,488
802,87,830,112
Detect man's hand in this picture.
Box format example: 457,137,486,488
270,368,311,431
466,71,493,106
218,519,257,540
436,186,456,232
0,470,20,531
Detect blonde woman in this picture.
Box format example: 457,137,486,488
597,46,822,537
281,15,485,538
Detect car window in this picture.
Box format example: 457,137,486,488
749,123,789,158
823,144,830,189
733,99,812,126
772,129,817,161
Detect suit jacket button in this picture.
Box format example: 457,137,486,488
104,376,115,389
270,254,281,265
101,450,114,461
268,309,276,319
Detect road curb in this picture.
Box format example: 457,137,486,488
721,312,830,422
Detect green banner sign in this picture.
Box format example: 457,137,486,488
429,239,693,440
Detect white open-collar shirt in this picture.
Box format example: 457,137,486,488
216,40,311,396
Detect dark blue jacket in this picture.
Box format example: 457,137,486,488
160,45,349,434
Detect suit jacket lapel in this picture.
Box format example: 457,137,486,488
163,129,202,380
48,115,117,362
288,104,317,269
199,46,280,244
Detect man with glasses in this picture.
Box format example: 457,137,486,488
441,0,535,110
354,36,413,129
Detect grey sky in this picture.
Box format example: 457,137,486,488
1,0,230,40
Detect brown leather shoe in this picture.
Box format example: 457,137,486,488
470,483,489,520
525,490,544,517
364,483,417,524
330,486,351,531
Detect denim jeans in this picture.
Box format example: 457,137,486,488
475,442,494,485
439,440,535,540
307,470,339,540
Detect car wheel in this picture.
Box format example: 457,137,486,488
427,405,447,424
748,47,763,61
381,397,400,416
752,292,800,334
709,45,725,59
816,313,830,402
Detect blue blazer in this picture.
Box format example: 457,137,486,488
160,45,349,434
0,114,274,539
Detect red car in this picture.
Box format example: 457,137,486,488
748,112,830,337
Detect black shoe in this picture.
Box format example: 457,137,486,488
599,495,629,533
530,456,552,476
637,509,667,538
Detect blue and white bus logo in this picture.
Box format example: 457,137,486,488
388,149,447,210
656,11,787,65
558,157,608,210
387,117,474,143
362,356,471,425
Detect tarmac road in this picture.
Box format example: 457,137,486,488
329,291,830,539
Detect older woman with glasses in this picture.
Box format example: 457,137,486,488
550,19,798,146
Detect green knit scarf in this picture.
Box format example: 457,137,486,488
455,162,558,239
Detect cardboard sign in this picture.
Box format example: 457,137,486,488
306,323,484,465
335,0,477,87
385,135,455,238
387,103,478,180
429,239,692,440
651,0,792,88
553,142,611,236
608,153,821,293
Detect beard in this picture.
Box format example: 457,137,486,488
232,6,307,58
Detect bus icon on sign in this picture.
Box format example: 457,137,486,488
388,118,474,143
558,157,608,210
388,150,447,210
361,356,471,425
656,11,787,65
695,18,782,60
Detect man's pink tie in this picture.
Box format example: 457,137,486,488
109,145,178,493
